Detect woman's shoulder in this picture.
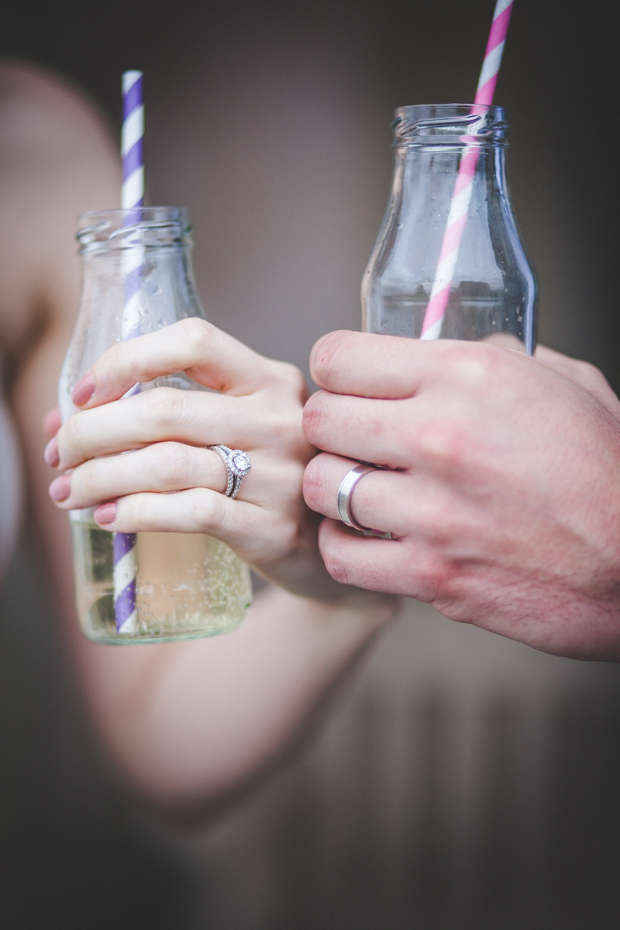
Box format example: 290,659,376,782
0,385,22,578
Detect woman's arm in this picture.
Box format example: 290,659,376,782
3,62,396,821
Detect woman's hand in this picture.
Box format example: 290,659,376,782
45,318,348,601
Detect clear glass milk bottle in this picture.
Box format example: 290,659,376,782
59,207,252,644
362,104,537,350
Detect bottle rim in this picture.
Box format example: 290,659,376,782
392,104,508,148
76,206,192,254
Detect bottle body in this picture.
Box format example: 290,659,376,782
362,105,536,351
60,208,252,644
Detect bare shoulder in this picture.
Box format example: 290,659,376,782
0,60,121,357
0,60,115,159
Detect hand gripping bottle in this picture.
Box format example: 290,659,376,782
59,207,252,644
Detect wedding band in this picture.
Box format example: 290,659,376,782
337,463,392,539
208,445,252,499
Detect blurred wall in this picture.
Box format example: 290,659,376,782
2,2,620,928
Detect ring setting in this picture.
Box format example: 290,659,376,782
337,462,392,539
209,445,252,499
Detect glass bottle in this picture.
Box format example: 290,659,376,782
59,207,252,644
362,104,536,351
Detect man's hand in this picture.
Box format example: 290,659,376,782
303,331,620,661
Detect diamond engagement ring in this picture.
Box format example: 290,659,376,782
337,463,392,539
208,445,252,499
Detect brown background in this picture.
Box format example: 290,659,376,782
2,1,620,927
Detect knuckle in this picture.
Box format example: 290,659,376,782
268,409,309,459
62,414,83,454
302,393,328,444
189,487,227,532
258,516,299,563
278,517,301,553
574,359,608,392
156,442,193,486
145,387,186,430
129,492,153,529
416,496,460,543
310,330,352,383
322,544,353,586
302,457,330,512
79,459,104,500
416,561,450,602
448,342,500,387
274,361,308,398
178,317,217,355
415,419,472,475
107,340,140,382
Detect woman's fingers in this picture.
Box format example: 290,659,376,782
91,489,298,566
52,440,302,511
43,407,61,439
50,443,302,511
71,317,306,407
51,443,225,506
51,386,303,470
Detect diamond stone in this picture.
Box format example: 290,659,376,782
230,451,251,477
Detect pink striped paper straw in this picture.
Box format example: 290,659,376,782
420,0,514,340
113,69,144,634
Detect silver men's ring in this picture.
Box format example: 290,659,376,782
209,445,252,499
336,463,391,539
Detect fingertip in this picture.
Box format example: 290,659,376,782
44,436,60,468
94,501,117,525
43,408,62,439
71,372,95,407
309,330,355,385
49,474,71,503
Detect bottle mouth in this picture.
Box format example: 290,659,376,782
77,207,192,254
392,104,508,148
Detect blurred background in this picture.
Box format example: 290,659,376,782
2,1,620,927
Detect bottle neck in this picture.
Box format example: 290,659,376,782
388,105,511,211
392,103,508,151
77,207,192,255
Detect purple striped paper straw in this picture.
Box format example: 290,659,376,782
113,70,144,633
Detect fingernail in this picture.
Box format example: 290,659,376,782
71,373,95,407
44,437,60,468
95,502,117,525
49,475,71,502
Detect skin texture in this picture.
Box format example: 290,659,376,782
303,330,620,662
2,62,396,822
47,318,362,602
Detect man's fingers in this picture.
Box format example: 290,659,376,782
72,318,303,408
534,345,620,415
309,331,430,397
304,452,412,535
303,391,418,467
317,519,413,594
318,519,446,602
309,331,536,400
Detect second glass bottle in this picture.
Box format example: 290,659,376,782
362,104,537,350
